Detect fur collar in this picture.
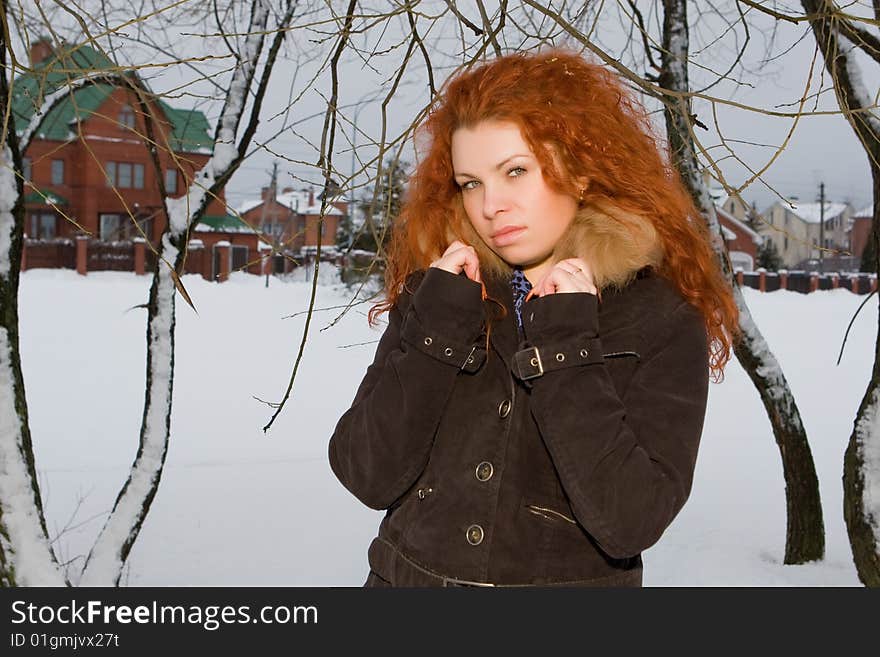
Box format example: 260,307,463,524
458,202,664,292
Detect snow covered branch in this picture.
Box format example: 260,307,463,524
79,0,295,586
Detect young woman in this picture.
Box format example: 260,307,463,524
329,49,739,587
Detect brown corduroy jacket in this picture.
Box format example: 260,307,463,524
329,264,709,587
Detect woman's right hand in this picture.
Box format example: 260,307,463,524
429,240,482,284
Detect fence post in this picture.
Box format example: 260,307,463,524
872,275,878,294
852,275,859,294
735,268,744,288
779,269,788,291
831,273,839,289
215,241,231,283
133,237,146,275
260,243,272,277
757,267,766,292
187,239,205,280
20,239,27,271
76,235,88,276
809,271,818,293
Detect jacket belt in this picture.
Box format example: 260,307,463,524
368,536,642,588
511,336,605,383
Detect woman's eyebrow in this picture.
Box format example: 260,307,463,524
453,153,531,178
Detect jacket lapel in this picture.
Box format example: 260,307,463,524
483,271,522,371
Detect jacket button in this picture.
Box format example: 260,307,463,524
498,399,512,418
466,524,484,545
475,461,493,482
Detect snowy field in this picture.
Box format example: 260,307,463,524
18,268,872,586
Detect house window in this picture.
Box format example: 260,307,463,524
164,169,177,194
51,159,64,185
29,213,57,239
784,236,788,250
119,106,135,129
23,157,31,181
99,213,123,241
106,161,144,189
118,163,132,189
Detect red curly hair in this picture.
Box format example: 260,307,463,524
370,48,739,381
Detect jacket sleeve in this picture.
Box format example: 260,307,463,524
522,290,709,559
328,267,486,510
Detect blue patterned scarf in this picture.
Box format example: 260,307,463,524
510,267,533,337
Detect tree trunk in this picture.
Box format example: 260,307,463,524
660,0,824,564
79,0,278,585
844,171,880,586
0,1,67,585
798,0,880,586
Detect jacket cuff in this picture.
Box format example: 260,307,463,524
523,292,600,342
410,267,485,342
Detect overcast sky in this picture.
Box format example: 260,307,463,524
12,1,879,215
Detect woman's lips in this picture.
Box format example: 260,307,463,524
492,226,526,246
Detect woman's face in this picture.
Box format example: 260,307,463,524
451,119,579,284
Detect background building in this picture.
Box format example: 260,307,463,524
16,39,257,280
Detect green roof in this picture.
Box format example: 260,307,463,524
157,100,213,153
12,42,213,153
199,214,254,233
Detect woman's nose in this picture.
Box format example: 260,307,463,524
481,184,510,218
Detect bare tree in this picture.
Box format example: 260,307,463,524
499,0,826,564
0,0,66,585
656,0,824,564
792,0,880,585
0,0,297,585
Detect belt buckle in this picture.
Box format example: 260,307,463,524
443,576,497,587
514,345,544,380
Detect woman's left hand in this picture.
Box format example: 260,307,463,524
528,258,598,299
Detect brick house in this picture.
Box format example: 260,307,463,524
236,184,347,273
15,39,259,280
849,205,873,267
707,183,762,271
715,205,761,271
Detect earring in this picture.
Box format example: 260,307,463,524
578,187,586,203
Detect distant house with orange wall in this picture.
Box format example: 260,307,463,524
236,184,347,273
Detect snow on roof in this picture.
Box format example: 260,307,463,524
236,188,346,216
237,198,264,214
301,203,342,216
855,205,874,218
789,201,848,224
716,205,761,243
708,187,726,203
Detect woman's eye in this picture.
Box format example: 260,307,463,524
508,166,526,177
460,180,479,190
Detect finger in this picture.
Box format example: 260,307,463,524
561,258,594,279
545,266,576,294
444,240,467,256
464,249,482,282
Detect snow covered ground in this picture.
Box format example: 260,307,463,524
18,268,871,586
